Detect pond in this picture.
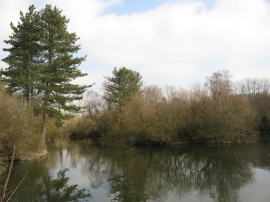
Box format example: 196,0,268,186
1,138,270,202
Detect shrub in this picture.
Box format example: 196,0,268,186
181,85,255,143
65,116,96,139
0,90,43,156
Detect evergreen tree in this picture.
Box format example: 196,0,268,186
103,67,142,111
36,5,89,136
1,5,41,102
1,5,90,143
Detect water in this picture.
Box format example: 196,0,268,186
1,138,270,202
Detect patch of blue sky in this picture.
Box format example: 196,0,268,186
104,0,168,15
103,0,215,15
199,0,215,10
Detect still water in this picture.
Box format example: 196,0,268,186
1,138,270,202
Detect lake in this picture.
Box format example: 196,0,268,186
1,137,270,202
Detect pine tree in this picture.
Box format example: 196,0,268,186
36,5,90,137
1,5,41,102
1,5,90,144
103,67,142,111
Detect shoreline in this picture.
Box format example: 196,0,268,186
70,132,259,147
0,149,48,162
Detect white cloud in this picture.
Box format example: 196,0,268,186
1,0,270,88
81,0,270,86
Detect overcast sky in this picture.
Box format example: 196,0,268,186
1,0,270,91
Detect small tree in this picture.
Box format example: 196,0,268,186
205,69,232,99
103,67,142,111
84,90,105,116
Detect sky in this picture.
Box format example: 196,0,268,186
1,0,270,91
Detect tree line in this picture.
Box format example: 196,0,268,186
70,69,270,146
1,4,270,153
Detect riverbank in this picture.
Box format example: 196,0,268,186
19,149,48,161
70,131,259,147
0,149,48,162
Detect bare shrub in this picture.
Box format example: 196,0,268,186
0,90,43,156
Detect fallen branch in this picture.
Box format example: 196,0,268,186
1,145,15,202
0,146,28,202
5,171,28,202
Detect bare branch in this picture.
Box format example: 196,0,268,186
1,145,16,202
6,171,28,202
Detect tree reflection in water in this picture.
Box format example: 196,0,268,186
0,162,92,202
41,168,92,202
3,139,270,202
108,175,148,202
83,145,254,202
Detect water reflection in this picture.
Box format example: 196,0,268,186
41,168,92,202
2,139,270,202
0,159,92,201
75,142,259,202
83,146,254,202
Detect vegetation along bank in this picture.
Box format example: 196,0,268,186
0,5,270,159
68,68,270,146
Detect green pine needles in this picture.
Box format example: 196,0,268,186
103,67,142,111
1,5,90,142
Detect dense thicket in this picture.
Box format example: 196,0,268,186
0,86,44,156
234,78,270,134
68,70,270,146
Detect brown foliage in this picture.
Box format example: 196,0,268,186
0,89,43,156
70,71,263,146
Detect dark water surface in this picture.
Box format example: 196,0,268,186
1,138,270,202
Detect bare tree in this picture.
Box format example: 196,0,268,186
84,90,105,116
205,70,232,99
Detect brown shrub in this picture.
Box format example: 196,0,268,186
0,90,43,155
